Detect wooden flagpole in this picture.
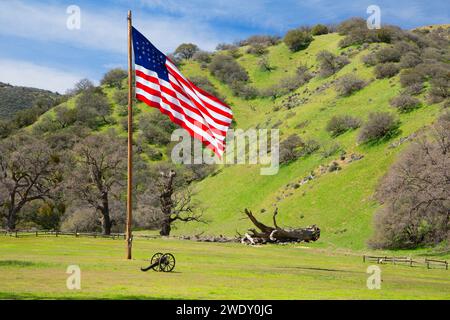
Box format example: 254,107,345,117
126,10,133,260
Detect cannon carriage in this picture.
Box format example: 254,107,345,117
141,252,176,272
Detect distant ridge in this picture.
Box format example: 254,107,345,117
0,82,60,119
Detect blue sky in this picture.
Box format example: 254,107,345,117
0,0,448,93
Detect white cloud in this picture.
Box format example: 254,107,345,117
138,0,342,30
0,59,83,93
0,0,229,53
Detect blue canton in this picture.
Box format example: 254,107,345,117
132,27,169,82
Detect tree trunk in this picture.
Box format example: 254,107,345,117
102,212,112,235
241,208,320,245
160,218,172,236
7,208,17,231
100,193,112,235
159,170,176,236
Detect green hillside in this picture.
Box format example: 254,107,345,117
172,33,445,250
0,82,60,119
12,26,449,252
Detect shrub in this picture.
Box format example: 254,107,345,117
120,117,137,133
374,62,400,79
296,64,313,82
326,115,361,136
261,73,311,98
13,108,40,128
284,29,313,52
258,56,273,72
246,43,268,56
428,75,449,103
189,76,223,99
166,53,182,67
100,69,127,89
361,53,377,66
369,112,450,249
174,43,199,60
192,51,212,64
316,50,349,77
75,90,112,127
238,35,280,47
311,24,329,35
216,43,237,51
301,138,320,156
229,82,259,100
61,208,101,233
71,79,95,95
113,89,128,107
421,47,446,62
393,40,420,55
415,61,449,79
390,94,421,112
146,146,163,161
0,120,15,139
337,17,366,35
358,112,399,143
209,54,249,84
403,82,424,96
399,68,425,88
32,115,61,134
139,112,177,145
375,47,401,63
335,75,366,96
54,105,78,128
399,52,422,69
279,134,304,164
227,47,243,59
321,143,342,158
337,18,398,47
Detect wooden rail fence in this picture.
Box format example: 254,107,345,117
363,255,448,270
0,229,159,240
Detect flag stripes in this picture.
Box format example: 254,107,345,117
132,27,232,157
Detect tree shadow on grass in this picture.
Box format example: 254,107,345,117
0,291,184,300
280,266,364,274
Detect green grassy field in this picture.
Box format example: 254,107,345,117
0,236,449,300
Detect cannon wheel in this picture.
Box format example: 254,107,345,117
160,253,176,272
151,252,164,271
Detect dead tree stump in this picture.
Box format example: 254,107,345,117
241,208,320,245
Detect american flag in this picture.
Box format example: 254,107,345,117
132,27,233,158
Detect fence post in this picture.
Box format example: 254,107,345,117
15,231,18,238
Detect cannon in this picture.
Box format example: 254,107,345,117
141,252,176,272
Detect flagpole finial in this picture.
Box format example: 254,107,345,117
128,10,131,21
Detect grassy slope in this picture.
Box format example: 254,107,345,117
173,33,443,250
0,236,449,299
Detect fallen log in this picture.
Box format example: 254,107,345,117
241,208,320,245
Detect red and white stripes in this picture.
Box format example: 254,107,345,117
134,60,232,157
